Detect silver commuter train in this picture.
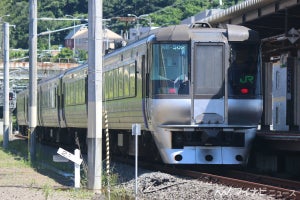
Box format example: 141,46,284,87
17,23,263,165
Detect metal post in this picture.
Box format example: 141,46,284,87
135,129,138,196
136,18,140,37
29,0,38,162
47,28,51,51
87,0,103,190
3,22,9,149
132,124,141,198
74,149,81,188
73,19,75,58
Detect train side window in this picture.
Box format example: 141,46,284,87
124,65,130,97
118,67,124,97
113,69,118,99
108,71,113,99
50,87,55,108
103,72,107,100
66,83,69,105
129,63,136,97
76,81,80,104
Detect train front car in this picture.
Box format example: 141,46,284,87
147,24,262,165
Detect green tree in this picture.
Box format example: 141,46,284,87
1,0,238,50
77,49,88,62
53,47,73,62
56,47,73,58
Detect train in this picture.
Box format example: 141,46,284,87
16,22,262,165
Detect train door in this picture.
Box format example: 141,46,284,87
37,86,42,126
141,54,149,129
25,92,29,126
58,78,67,128
192,43,225,124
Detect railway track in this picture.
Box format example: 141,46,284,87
11,135,300,199
114,156,300,199
172,168,300,199
13,133,28,140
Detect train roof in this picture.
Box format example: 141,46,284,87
128,23,259,43
38,71,66,85
63,63,88,76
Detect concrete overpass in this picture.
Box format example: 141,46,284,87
200,0,300,38
199,0,300,61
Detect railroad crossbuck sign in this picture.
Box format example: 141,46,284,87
57,148,83,165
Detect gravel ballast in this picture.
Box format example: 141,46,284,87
104,162,275,200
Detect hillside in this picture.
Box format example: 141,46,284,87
0,0,238,50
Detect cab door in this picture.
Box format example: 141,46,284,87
192,43,225,124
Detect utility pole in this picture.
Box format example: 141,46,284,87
3,22,9,149
87,0,103,190
29,0,37,162
128,14,139,37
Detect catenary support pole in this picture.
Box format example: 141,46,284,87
87,0,103,190
3,22,9,149
29,0,38,162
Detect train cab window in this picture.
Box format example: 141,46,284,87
150,43,189,96
228,42,261,98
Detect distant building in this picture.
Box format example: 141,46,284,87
65,25,123,53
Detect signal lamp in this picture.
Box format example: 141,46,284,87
240,88,249,94
169,88,176,94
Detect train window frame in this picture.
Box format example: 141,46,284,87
129,63,136,97
150,42,190,97
103,61,137,101
228,41,261,98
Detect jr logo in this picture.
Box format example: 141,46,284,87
240,75,254,84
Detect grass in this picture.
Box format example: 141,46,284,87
69,188,95,199
0,134,134,199
0,135,30,168
42,183,54,200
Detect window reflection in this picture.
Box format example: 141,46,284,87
151,43,189,95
